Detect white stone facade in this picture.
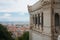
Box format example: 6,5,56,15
28,0,60,40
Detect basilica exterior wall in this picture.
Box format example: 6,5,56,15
29,8,52,40
43,8,51,35
28,0,60,40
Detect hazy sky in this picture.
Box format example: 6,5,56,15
0,0,38,22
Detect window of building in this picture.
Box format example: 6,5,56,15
41,12,43,27
38,14,40,25
35,14,37,25
55,13,60,33
55,13,59,26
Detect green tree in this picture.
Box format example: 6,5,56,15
18,31,29,40
0,24,14,40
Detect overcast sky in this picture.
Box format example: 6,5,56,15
0,0,38,22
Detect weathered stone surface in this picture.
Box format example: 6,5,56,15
31,31,51,40
28,0,60,40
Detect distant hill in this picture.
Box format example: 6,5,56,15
0,21,30,24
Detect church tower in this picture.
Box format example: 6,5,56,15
28,0,60,40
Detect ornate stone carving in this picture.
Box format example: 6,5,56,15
28,5,32,12
42,0,51,6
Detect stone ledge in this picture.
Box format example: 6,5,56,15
31,29,52,37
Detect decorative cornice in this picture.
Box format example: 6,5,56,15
28,1,51,13
42,1,51,6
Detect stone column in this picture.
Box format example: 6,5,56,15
38,13,40,29
51,0,55,39
36,14,39,29
34,14,36,28
35,14,37,29
39,13,41,29
30,14,33,29
32,14,34,28
39,13,42,32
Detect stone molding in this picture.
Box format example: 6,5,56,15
31,30,52,37
28,1,51,13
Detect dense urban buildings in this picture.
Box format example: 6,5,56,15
28,0,60,40
1,23,30,38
